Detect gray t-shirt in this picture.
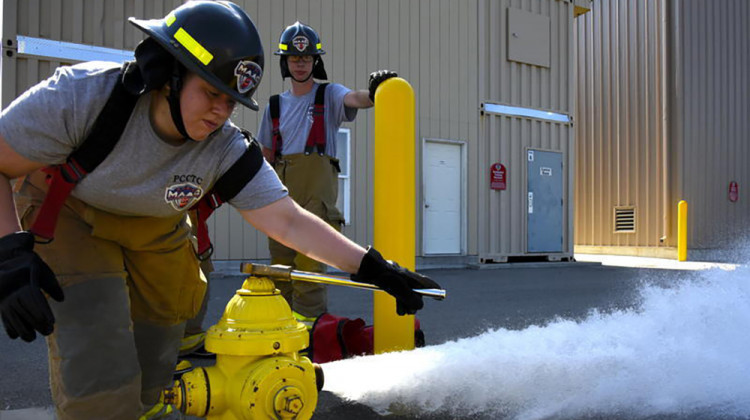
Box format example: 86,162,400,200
256,82,357,157
0,61,286,217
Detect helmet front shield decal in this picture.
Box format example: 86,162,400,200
234,60,263,94
292,36,309,52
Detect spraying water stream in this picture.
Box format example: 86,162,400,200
323,265,750,419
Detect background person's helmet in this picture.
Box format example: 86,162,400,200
274,21,327,81
129,1,264,110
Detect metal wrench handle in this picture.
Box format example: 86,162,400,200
240,262,446,300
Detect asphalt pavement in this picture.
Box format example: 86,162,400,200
0,256,745,420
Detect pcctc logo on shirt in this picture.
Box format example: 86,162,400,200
165,182,203,211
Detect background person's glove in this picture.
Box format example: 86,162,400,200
368,70,398,103
352,246,440,315
0,231,64,342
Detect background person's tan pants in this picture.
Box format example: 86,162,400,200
271,154,344,318
16,173,205,420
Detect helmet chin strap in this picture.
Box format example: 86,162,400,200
166,61,194,141
291,71,314,83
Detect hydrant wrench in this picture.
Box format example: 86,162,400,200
240,262,446,300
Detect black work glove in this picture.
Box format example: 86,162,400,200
368,70,398,103
0,231,64,342
352,247,440,315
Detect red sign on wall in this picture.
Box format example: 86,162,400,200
490,163,507,190
729,181,739,202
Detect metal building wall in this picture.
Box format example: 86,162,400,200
477,0,577,262
0,0,482,262
574,0,750,256
574,0,671,256
415,0,480,257
217,0,482,261
1,1,183,105
673,0,750,250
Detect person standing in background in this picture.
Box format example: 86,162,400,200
257,21,397,325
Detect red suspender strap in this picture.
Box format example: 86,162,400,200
191,133,264,260
192,195,222,261
269,94,282,161
30,163,86,242
29,68,139,242
304,83,328,156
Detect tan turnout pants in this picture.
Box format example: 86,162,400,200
270,153,344,318
16,172,206,420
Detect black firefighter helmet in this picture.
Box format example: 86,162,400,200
274,21,328,81
129,1,264,110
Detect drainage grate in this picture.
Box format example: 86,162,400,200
614,207,636,232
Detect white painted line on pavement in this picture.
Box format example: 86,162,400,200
575,254,739,271
0,407,54,420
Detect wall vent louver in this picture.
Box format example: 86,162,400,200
614,207,636,233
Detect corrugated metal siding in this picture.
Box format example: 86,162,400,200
415,0,480,255
574,0,668,249
477,0,576,260
676,0,750,249
1,0,481,261
177,0,481,260
481,115,574,259
1,0,183,105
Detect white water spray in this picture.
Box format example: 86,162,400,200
323,266,750,419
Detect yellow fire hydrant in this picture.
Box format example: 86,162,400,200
163,274,320,419
163,263,444,419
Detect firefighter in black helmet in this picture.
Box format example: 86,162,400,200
276,21,328,83
0,3,439,420
257,21,400,326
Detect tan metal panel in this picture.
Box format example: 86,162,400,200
676,0,750,249
508,7,551,68
480,114,574,260
351,0,371,245
465,1,480,256
2,0,506,264
576,0,750,255
2,0,177,105
574,0,669,253
477,0,575,261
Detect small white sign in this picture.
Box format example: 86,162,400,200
528,192,534,214
528,150,534,162
540,167,552,176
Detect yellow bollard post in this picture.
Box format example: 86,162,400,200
677,200,688,261
373,77,416,353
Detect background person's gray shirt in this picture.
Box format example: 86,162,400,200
257,82,357,157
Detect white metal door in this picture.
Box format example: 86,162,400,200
423,141,463,254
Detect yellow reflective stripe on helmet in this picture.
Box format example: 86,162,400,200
174,27,213,65
316,43,322,50
165,12,176,27
278,43,288,51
